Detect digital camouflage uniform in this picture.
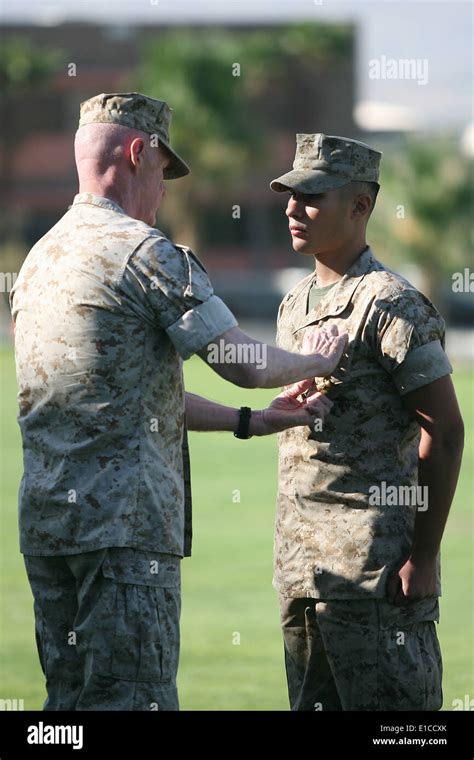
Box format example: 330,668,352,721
270,134,452,711
10,93,237,711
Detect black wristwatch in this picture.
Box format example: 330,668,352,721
234,406,253,439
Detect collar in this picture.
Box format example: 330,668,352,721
293,246,377,333
71,193,127,215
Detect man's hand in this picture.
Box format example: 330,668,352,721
250,379,333,436
386,554,439,606
198,325,348,389
302,324,348,377
384,375,464,607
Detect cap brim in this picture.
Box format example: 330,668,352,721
270,170,349,195
161,141,190,180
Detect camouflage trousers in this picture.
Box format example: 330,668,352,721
24,547,181,711
279,595,443,711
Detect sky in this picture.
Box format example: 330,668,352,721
1,0,472,131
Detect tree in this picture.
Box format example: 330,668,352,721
134,24,352,245
0,37,62,242
369,135,472,301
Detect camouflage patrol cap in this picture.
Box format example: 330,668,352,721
270,133,381,194
78,92,190,180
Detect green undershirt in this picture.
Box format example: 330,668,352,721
306,281,337,314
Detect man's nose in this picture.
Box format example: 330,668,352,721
286,195,302,218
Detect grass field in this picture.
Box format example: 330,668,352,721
0,345,472,710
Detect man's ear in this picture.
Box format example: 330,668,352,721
352,193,372,219
129,138,145,168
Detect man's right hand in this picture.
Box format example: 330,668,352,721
302,324,348,378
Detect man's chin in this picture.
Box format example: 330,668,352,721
291,238,315,256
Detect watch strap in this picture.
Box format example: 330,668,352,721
234,406,252,439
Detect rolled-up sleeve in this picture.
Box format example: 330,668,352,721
374,290,453,395
122,235,237,358
166,294,237,359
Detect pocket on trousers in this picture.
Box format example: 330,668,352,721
378,601,443,711
99,548,180,683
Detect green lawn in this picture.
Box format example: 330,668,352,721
0,346,472,710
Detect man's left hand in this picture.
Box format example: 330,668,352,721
251,379,333,436
386,554,438,606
